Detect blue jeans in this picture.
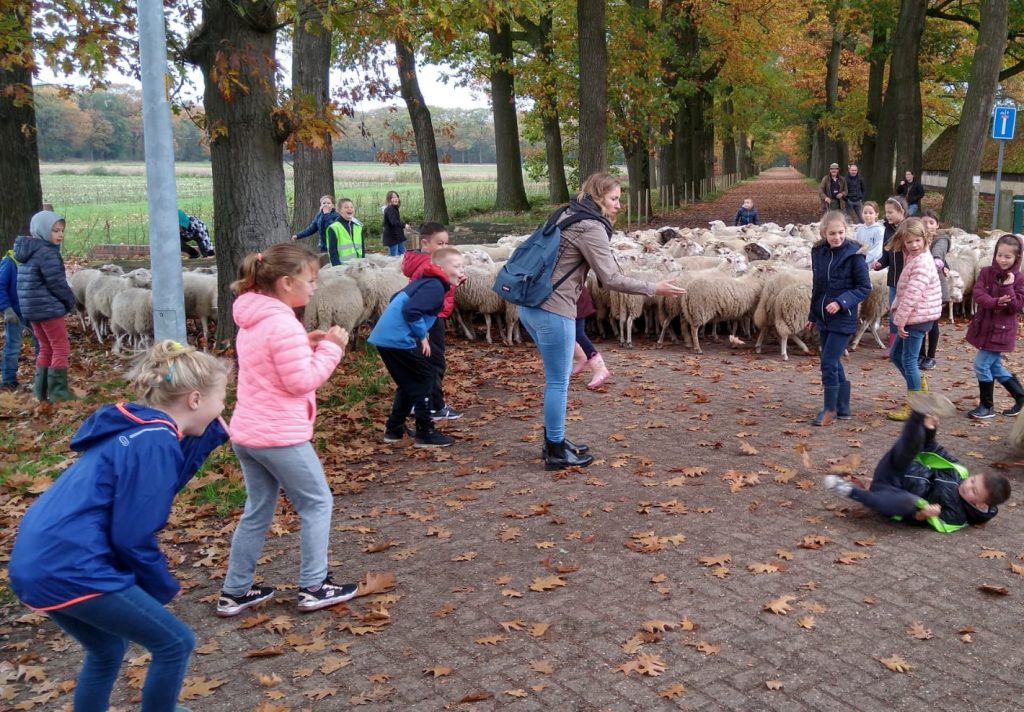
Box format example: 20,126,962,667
225,442,333,591
891,322,931,390
3,316,36,386
46,586,195,712
907,203,919,216
974,350,1012,382
518,306,574,442
387,242,407,257
818,327,848,389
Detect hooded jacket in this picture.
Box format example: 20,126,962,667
403,250,456,318
8,403,228,609
13,211,76,321
539,197,655,320
808,238,871,334
230,291,343,447
966,237,1024,353
295,209,341,249
0,249,23,317
369,262,453,349
897,439,997,533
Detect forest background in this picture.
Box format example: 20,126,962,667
2,0,1024,341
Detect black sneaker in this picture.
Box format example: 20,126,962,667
297,575,358,612
920,357,936,370
431,405,463,421
216,586,275,617
414,430,455,448
383,426,413,443
968,405,997,419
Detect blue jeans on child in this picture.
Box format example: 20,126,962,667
46,585,194,712
224,442,333,592
818,327,848,389
387,242,407,257
518,306,574,443
891,322,931,391
973,350,1012,382
3,316,36,387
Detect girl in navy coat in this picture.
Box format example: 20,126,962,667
806,210,871,425
8,341,230,712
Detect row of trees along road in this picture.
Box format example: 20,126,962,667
2,0,1024,341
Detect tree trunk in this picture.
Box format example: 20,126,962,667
487,23,530,212
812,1,846,178
577,0,608,180
868,0,926,203
394,37,449,224
942,0,1008,231
721,98,737,176
183,0,289,343
517,12,570,204
0,1,42,251
859,21,887,180
291,0,335,235
623,138,650,222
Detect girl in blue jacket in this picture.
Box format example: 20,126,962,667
9,340,231,712
806,210,871,426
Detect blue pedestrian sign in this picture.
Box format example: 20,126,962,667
992,106,1017,140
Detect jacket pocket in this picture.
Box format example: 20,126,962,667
990,323,1013,348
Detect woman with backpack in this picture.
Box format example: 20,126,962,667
513,173,686,470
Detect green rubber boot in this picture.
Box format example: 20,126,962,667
32,367,48,401
46,368,78,402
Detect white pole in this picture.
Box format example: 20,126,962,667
139,0,186,343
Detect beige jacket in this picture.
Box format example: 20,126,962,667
540,214,656,320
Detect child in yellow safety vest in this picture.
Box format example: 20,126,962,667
325,198,365,266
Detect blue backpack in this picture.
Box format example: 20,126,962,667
492,216,587,307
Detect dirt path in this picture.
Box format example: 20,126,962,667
650,166,823,229
3,168,1024,711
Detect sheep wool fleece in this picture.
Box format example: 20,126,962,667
230,291,343,447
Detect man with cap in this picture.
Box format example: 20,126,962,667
819,163,847,214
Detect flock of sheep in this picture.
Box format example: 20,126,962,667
68,219,1007,359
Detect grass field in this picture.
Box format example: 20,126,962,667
40,162,550,256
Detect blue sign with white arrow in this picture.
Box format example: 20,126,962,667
992,106,1017,140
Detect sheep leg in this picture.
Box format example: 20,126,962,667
779,331,789,361
792,334,810,354
454,309,476,340
869,319,886,349
754,326,769,354
689,322,702,354
626,315,635,348
948,301,954,325
483,314,493,345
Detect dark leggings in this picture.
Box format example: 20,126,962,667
849,413,930,518
924,321,940,359
575,318,597,360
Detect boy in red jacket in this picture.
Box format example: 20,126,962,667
401,223,466,420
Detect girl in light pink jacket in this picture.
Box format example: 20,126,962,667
887,218,942,421
218,244,359,618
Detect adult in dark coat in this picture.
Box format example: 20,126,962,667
806,210,871,426
844,164,866,223
896,170,925,216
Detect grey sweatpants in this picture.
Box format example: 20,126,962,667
223,441,333,592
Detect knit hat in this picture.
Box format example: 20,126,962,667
178,209,191,229
29,211,65,244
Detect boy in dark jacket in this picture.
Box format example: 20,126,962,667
733,198,760,226
14,211,77,401
370,248,465,447
0,227,39,390
825,393,1011,533
401,223,464,420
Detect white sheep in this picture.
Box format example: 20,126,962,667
849,269,890,351
344,261,408,324
109,286,154,355
85,269,152,344
762,283,813,361
182,271,218,348
303,273,366,335
70,264,123,330
682,261,779,353
453,263,509,344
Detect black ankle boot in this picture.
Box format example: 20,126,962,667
543,438,594,471
1000,375,1024,416
542,428,589,457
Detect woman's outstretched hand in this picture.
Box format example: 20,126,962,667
654,280,687,297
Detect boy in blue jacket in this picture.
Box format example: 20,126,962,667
825,393,1011,533
0,225,38,390
8,341,231,712
369,247,465,448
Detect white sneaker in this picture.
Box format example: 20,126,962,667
823,475,853,497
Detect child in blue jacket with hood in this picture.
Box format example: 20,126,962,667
0,224,38,390
9,340,231,712
291,195,341,253
369,247,465,447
